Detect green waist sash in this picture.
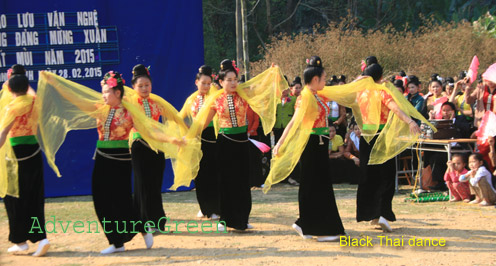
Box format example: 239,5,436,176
219,125,248,134
96,140,129,149
9,135,38,146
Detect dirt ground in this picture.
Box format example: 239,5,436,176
1,184,495,266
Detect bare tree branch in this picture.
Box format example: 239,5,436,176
247,0,261,17
273,0,302,31
206,2,234,15
300,2,330,24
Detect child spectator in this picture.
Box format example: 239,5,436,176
444,154,471,202
460,153,496,206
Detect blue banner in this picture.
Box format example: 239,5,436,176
1,1,204,197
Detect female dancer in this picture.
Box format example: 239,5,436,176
180,65,220,219
129,64,184,231
174,59,287,231
265,58,429,235
0,67,50,256
270,56,345,241
37,71,187,254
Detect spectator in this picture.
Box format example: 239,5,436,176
444,154,471,202
460,153,496,206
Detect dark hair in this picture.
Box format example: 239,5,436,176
196,65,213,81
8,74,29,94
131,64,151,85
441,101,456,111
363,63,383,82
365,56,378,66
469,153,492,173
11,64,26,75
290,76,302,87
326,75,338,86
103,71,125,99
329,124,337,130
407,75,421,87
452,153,467,164
458,71,467,80
239,74,246,83
469,153,485,163
393,79,405,92
218,59,238,82
428,79,443,89
444,77,455,88
399,70,406,77
337,75,346,83
303,56,324,84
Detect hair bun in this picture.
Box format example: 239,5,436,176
306,56,323,68
220,59,234,71
198,65,213,76
338,75,346,82
132,64,150,78
104,71,125,87
11,64,26,75
365,56,378,66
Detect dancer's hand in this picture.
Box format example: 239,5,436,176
273,142,281,156
409,121,421,135
170,137,186,147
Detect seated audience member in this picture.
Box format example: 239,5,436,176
328,124,346,183
344,123,360,166
460,153,496,206
406,76,427,119
444,154,471,202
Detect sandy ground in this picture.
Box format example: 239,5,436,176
0,184,495,266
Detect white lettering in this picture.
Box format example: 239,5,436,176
15,31,39,46
17,12,34,28
0,15,7,29
77,11,99,26
49,30,73,45
0,52,6,67
84,29,107,43
44,49,64,65
0,32,7,47
16,51,33,66
47,11,65,27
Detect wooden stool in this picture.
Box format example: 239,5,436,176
397,155,413,185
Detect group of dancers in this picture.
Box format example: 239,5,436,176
1,55,430,256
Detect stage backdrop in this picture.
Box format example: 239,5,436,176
0,1,204,197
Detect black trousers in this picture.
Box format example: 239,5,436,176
3,144,46,244
92,148,137,247
217,132,251,230
195,127,220,217
295,135,345,236
131,140,167,231
357,135,396,222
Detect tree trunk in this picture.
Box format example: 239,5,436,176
236,0,243,70
265,0,272,36
241,0,250,80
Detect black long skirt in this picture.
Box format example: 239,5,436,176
3,143,46,244
217,132,251,230
356,135,396,222
195,127,220,217
131,140,167,230
92,148,137,247
295,135,345,236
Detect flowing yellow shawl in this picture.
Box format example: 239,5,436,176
170,66,288,189
0,84,36,197
36,71,201,185
263,77,435,193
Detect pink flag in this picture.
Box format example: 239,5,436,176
361,60,367,72
482,62,496,84
249,138,271,153
476,111,496,145
433,96,448,119
467,55,479,84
